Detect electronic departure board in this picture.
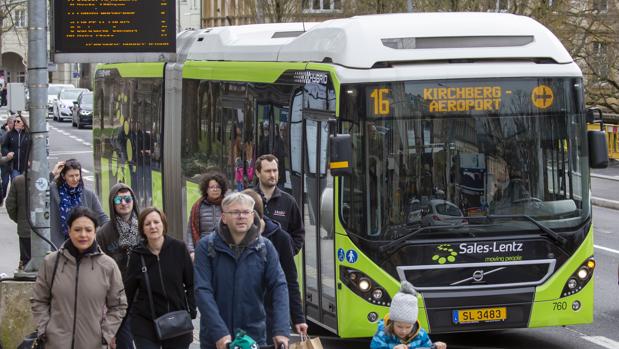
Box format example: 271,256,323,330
53,0,176,63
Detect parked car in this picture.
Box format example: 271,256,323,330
421,199,465,226
53,88,88,121
72,91,93,129
47,84,74,117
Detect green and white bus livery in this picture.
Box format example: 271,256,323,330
93,13,608,338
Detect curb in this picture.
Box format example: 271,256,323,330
591,173,619,181
592,196,619,210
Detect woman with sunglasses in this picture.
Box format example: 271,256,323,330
50,159,109,247
2,114,30,178
97,183,141,349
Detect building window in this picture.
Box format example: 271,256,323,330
592,0,608,12
14,9,26,28
592,42,609,77
489,0,509,12
303,0,342,12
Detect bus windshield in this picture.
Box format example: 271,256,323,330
340,77,590,240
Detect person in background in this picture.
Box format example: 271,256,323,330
31,207,127,349
252,154,304,254
6,162,35,272
124,207,196,349
370,281,447,349
2,114,29,178
184,171,227,260
97,183,141,349
194,192,290,349
50,159,108,247
242,189,308,339
0,115,14,205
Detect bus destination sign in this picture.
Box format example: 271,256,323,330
53,0,176,63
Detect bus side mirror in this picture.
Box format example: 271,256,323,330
329,134,352,176
586,107,603,125
588,130,608,169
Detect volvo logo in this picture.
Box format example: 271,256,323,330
472,270,484,282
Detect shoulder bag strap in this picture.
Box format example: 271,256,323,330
154,257,171,313
47,252,61,313
140,255,158,319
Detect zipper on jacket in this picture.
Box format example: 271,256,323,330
71,257,81,349
16,132,21,172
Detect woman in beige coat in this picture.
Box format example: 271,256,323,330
31,207,127,349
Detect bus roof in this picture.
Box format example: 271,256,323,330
184,12,573,69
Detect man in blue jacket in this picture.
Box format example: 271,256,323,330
194,192,290,349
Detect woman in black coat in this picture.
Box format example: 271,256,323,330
124,207,197,349
2,114,30,178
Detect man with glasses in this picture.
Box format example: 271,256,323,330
97,183,141,349
194,192,290,349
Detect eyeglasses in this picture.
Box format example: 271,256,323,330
224,210,254,218
14,120,22,124
113,195,133,205
208,185,221,190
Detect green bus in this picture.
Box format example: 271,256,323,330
93,13,608,337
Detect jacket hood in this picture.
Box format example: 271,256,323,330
261,217,282,239
108,182,139,222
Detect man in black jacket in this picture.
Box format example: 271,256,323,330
243,189,307,338
253,154,304,254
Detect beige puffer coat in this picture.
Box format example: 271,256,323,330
31,243,127,349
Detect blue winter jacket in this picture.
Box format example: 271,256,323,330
194,222,290,349
370,318,433,349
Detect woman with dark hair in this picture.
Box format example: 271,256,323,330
124,207,196,349
50,159,108,246
31,207,127,349
2,114,30,178
184,171,227,260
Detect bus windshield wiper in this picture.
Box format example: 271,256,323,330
376,224,468,253
485,214,567,245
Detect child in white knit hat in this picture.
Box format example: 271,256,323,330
370,281,446,349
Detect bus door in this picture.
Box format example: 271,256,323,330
302,111,337,330
130,81,157,208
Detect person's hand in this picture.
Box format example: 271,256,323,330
393,345,407,349
215,335,231,349
190,252,195,262
109,336,116,349
434,341,447,349
273,335,289,349
294,322,308,336
52,161,65,177
6,152,13,160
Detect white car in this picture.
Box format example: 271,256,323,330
53,88,88,121
421,199,465,226
47,84,75,117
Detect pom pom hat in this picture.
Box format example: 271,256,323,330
389,281,419,324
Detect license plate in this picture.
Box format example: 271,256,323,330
453,307,507,324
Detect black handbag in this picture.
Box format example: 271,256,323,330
140,255,194,341
19,253,61,349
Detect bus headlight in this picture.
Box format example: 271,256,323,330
567,278,578,290
340,266,392,306
358,278,371,292
561,257,595,298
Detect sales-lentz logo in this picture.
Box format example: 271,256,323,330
458,242,523,254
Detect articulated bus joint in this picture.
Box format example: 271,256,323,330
339,266,392,312
560,256,595,300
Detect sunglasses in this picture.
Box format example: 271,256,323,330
113,195,133,205
14,120,22,124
